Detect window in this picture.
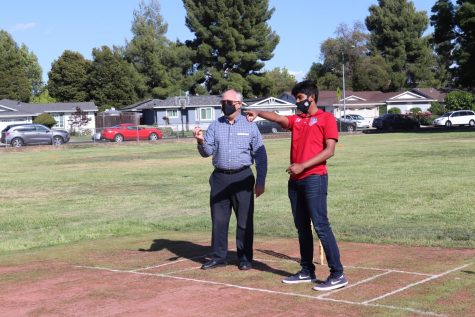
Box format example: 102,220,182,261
197,107,213,121
52,113,65,128
166,109,179,118
36,125,49,132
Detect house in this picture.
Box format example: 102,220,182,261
0,99,98,132
320,88,445,123
121,88,446,131
122,95,296,131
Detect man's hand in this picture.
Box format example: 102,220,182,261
244,109,259,122
255,185,265,198
193,126,204,144
286,163,305,176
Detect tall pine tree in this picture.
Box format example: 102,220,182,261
365,0,437,90
125,0,174,98
183,0,279,96
454,0,475,88
430,0,456,87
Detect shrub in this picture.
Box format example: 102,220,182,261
33,113,57,128
158,127,174,138
428,102,445,115
445,91,475,111
409,107,422,115
388,107,401,114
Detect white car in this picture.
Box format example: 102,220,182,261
341,114,371,129
432,110,475,127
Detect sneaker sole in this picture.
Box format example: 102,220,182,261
282,279,317,284
312,281,348,291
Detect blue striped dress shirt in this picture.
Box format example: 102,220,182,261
198,114,267,186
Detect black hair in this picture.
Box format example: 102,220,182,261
291,80,319,102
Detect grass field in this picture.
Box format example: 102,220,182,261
0,131,474,254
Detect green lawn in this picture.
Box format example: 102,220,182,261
0,131,474,254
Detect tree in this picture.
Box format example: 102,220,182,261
125,0,197,98
48,50,91,102
183,0,279,96
454,0,475,88
68,107,91,134
33,113,56,128
307,22,375,91
0,30,33,101
262,67,296,96
352,54,391,91
445,91,475,111
365,0,437,90
88,46,146,111
19,44,43,96
30,89,57,103
430,0,456,87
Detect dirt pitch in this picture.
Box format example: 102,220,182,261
0,231,474,317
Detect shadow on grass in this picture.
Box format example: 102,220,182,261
139,239,291,277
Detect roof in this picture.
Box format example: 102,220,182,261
121,88,446,111
123,95,222,111
0,99,98,117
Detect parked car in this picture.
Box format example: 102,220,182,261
255,120,288,134
336,119,357,132
432,110,475,127
100,124,163,142
372,114,420,131
341,114,371,129
1,123,70,147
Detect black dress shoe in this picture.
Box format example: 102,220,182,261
201,259,227,270
238,261,252,270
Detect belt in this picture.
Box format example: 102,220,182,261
214,166,250,175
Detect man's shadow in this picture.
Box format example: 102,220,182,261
139,239,292,277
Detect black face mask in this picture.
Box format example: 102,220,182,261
296,99,311,114
221,101,237,117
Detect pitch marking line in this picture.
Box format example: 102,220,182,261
362,263,471,304
316,270,392,298
254,258,436,277
131,254,207,272
75,264,447,317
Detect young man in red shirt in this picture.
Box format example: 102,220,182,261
245,80,347,291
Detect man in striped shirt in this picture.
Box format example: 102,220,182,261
193,89,267,271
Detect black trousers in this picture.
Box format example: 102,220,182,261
209,167,255,262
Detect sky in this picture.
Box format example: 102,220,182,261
1,0,438,83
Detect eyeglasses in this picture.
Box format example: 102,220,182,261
220,100,240,106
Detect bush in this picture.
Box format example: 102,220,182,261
158,127,174,138
388,107,401,114
409,107,422,115
33,113,57,128
428,102,445,115
445,91,475,111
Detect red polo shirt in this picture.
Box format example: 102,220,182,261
286,110,339,180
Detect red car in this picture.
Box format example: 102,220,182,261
101,124,163,142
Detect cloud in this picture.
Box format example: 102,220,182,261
11,22,37,31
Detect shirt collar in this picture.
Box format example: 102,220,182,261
224,113,243,124
298,109,323,118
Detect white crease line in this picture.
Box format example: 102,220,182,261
163,266,202,275
362,263,471,304
76,265,446,317
317,270,392,298
345,265,435,277
131,254,208,272
255,258,436,276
